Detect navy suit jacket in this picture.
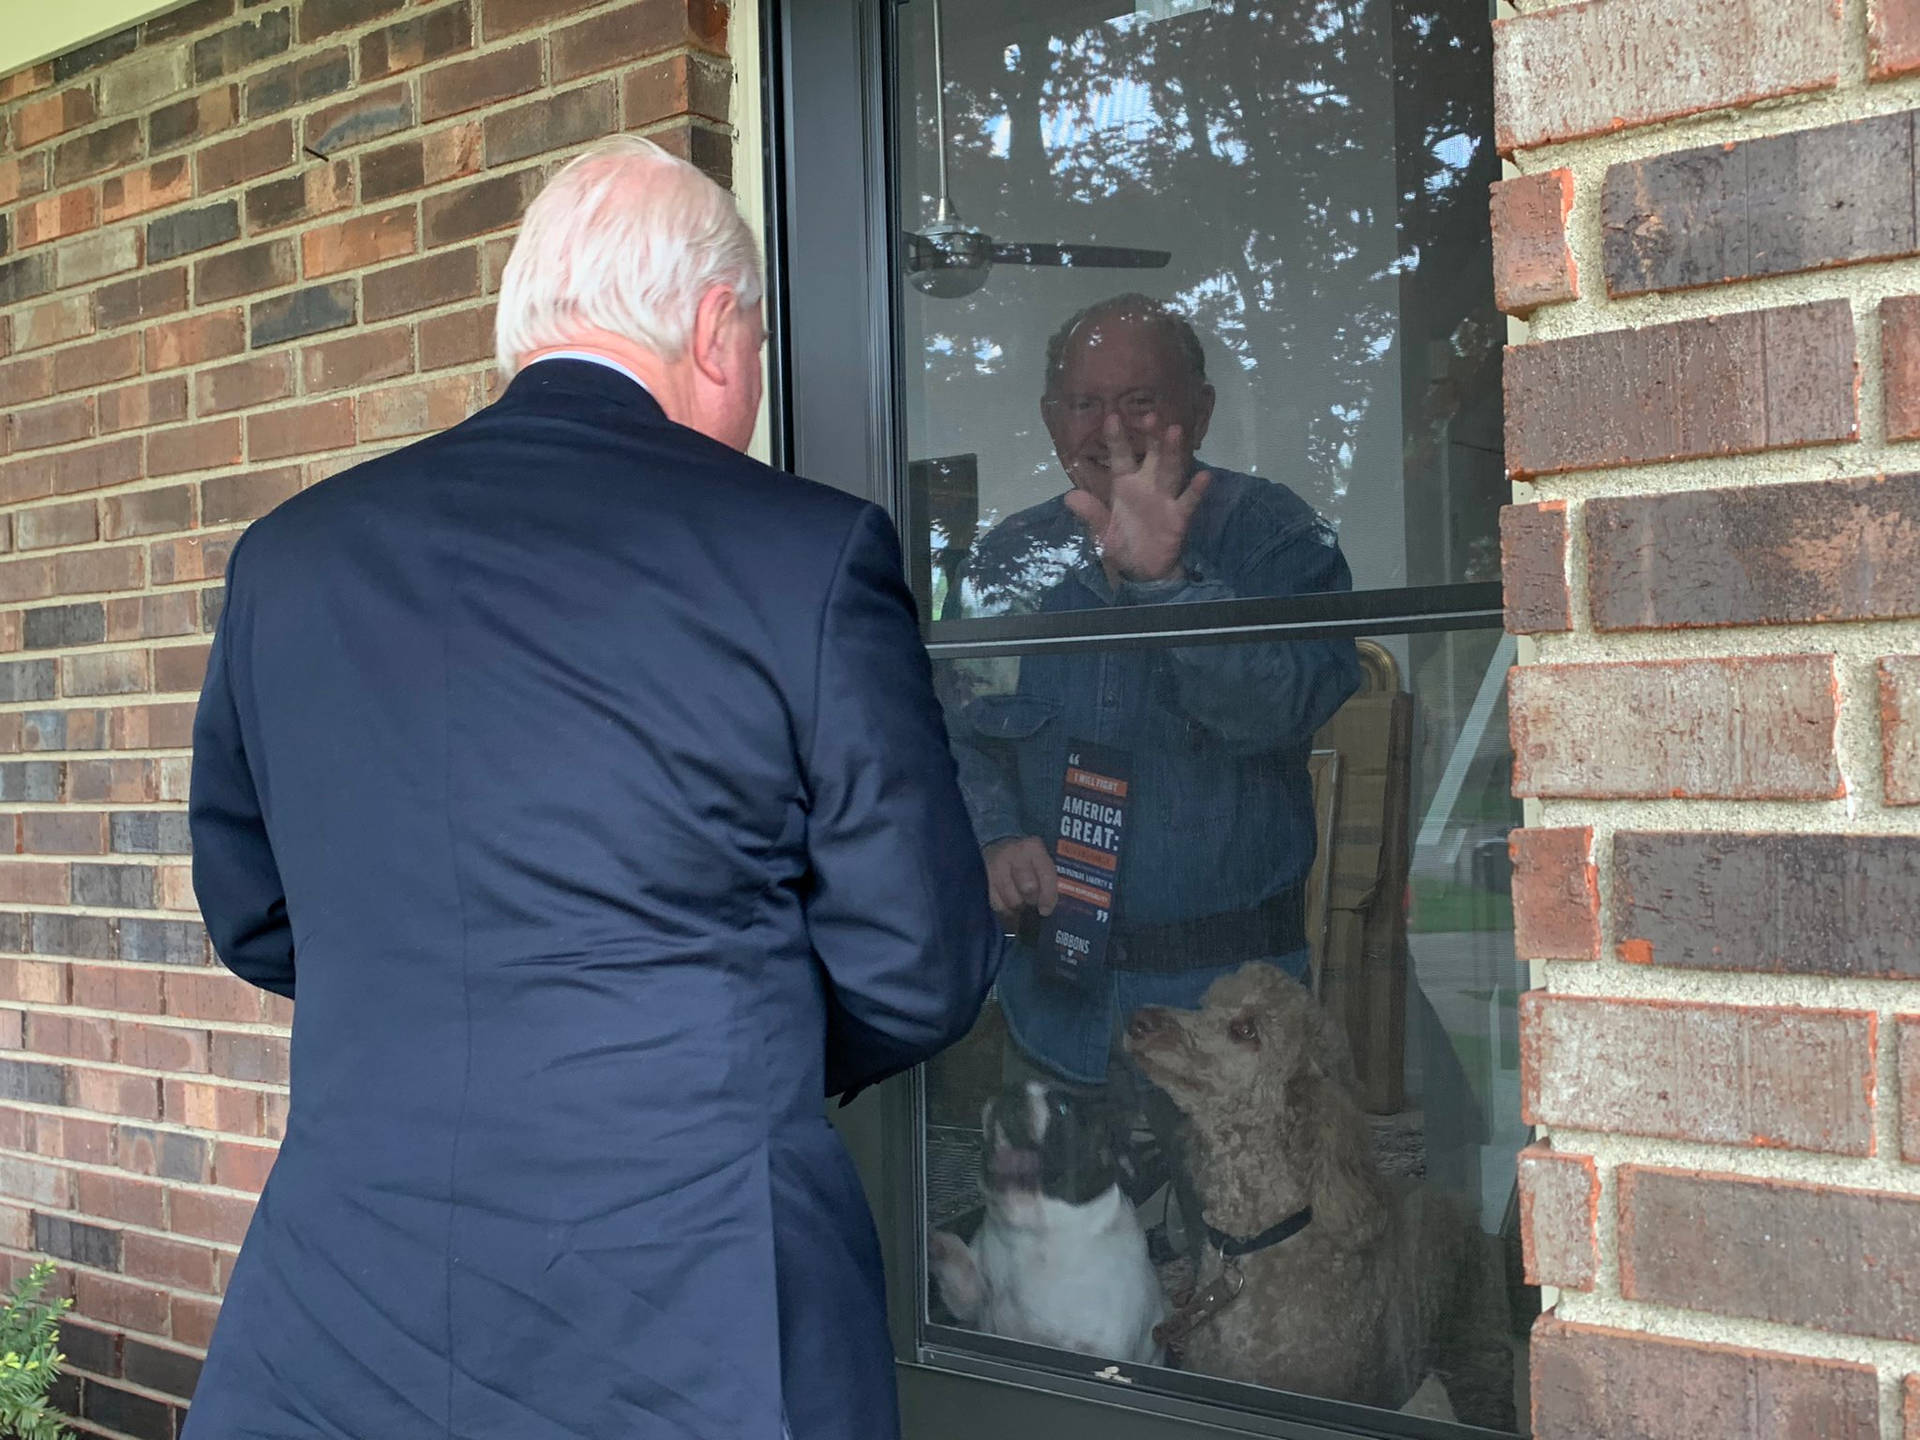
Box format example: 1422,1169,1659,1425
183,360,1001,1440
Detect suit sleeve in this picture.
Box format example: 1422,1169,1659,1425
803,504,1003,1099
189,542,295,999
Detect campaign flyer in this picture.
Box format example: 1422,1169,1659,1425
1038,740,1132,990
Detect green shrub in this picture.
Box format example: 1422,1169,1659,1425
0,1262,70,1440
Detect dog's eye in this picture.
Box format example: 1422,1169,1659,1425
1228,1015,1259,1045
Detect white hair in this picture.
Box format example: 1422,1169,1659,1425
494,135,763,378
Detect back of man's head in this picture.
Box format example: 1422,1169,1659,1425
494,136,763,380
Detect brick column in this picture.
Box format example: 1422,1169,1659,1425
1496,0,1920,1435
0,2,736,1434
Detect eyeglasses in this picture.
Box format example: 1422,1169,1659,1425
1042,388,1167,424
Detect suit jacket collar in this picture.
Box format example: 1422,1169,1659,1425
499,357,670,425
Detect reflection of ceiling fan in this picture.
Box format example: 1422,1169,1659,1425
904,0,1173,299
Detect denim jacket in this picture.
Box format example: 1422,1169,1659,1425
937,466,1361,1081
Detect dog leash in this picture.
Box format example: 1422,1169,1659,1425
1152,1205,1314,1358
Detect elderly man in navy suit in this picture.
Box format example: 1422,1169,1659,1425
185,135,1000,1440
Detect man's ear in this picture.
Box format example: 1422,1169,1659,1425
1189,383,1217,449
690,284,737,385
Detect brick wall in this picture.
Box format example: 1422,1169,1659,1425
0,1,735,1434
1495,0,1920,1436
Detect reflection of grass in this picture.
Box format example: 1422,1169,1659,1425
1408,878,1513,934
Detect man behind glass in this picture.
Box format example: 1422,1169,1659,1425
943,294,1361,1246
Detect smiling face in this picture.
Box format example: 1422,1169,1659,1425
1041,312,1215,506
979,1082,1123,1224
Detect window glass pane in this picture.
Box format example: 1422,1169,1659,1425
923,628,1532,1433
896,0,1504,621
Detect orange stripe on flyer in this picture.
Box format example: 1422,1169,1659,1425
1066,768,1129,798
1057,877,1111,907
1057,839,1118,871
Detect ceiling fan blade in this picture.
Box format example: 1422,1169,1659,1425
991,241,1173,269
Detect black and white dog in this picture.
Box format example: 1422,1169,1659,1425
929,1081,1165,1365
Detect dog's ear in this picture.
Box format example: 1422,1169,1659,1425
1301,1003,1390,1247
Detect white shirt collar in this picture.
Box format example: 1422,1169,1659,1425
528,350,650,394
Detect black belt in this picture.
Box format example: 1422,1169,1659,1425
1109,884,1306,974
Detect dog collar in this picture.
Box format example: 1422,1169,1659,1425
1205,1204,1313,1259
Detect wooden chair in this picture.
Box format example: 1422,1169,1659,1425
1309,640,1415,1116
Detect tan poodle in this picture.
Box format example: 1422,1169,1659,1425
1124,963,1514,1428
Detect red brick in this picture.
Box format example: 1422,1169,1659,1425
72,965,164,1017
15,499,98,551
44,437,144,498
213,1141,278,1193
153,643,210,693
302,205,416,279
103,487,195,541
0,959,69,1007
1499,501,1569,634
1883,296,1920,441
25,1012,114,1063
210,1032,288,1085
145,309,246,372
248,399,356,461
15,297,95,353
359,375,477,441
1606,115,1914,299
53,334,143,395
360,2,474,80
71,1075,163,1128
1620,1165,1920,1342
76,1171,165,1229
0,155,50,209
63,650,152,697
305,81,413,153
551,0,727,81
150,85,238,155
54,548,145,597
1494,0,1842,155
194,355,295,416
301,328,413,395
96,157,192,225
195,239,299,304
21,813,106,855
364,248,481,322
0,357,54,410
15,189,100,248
118,1022,210,1075
1490,169,1576,317
483,80,617,167
0,864,69,906
1510,827,1598,962
1907,1373,1920,1439
0,65,55,105
201,467,303,526
1899,1016,1920,1162
1615,832,1920,979
53,119,144,187
148,534,238,586
1589,474,1920,630
15,88,97,149
649,121,729,187
245,158,354,233
482,237,512,292
1506,301,1858,479
123,1233,218,1292
1511,656,1841,800
422,168,542,249
148,419,244,479
158,864,196,911
98,379,189,435
420,40,542,120
165,1079,266,1136
1873,0,1920,79
100,44,193,116
0,1156,70,1208
172,1295,222,1348
96,269,190,331
483,0,597,40
1516,1143,1598,1291
195,118,293,192
360,122,483,202
1884,656,1920,805
163,973,261,1026
622,53,730,128
75,1273,169,1336
9,399,95,453
1523,993,1876,1154
1530,1316,1878,1440
0,557,55,603
419,302,495,371
67,756,164,798
37,1115,113,1167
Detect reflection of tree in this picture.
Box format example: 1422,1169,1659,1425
903,0,1504,581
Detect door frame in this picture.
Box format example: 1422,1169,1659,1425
767,1,1516,1436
